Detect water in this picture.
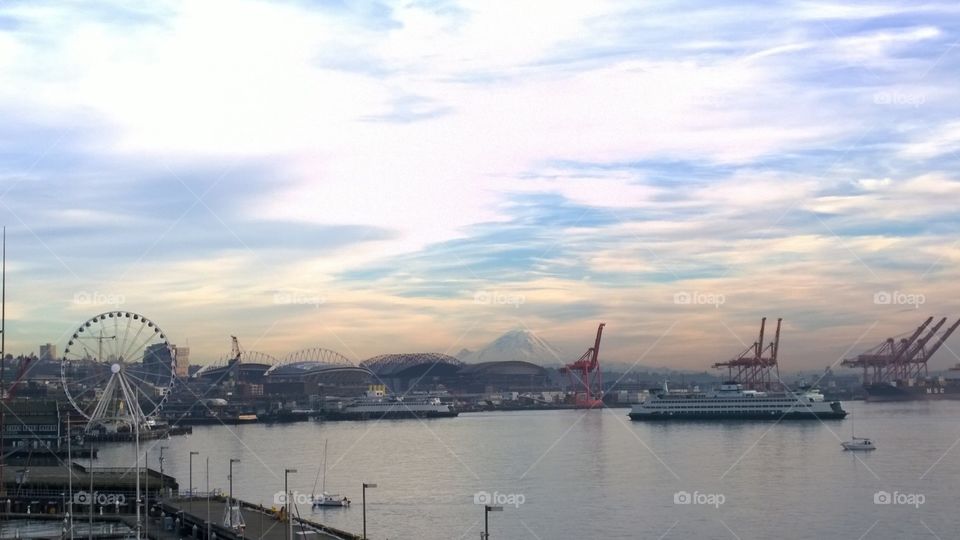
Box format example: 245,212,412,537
98,401,960,539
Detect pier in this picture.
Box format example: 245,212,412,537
158,497,360,540
1,466,360,540
0,496,361,540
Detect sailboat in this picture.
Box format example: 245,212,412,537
311,440,350,507
841,412,876,451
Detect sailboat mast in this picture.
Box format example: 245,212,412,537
322,439,328,493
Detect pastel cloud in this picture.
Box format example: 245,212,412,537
0,0,958,369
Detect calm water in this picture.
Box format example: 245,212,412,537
98,401,960,539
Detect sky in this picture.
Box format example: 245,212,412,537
1,0,959,371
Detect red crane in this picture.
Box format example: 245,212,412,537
3,356,32,403
713,318,783,391
560,323,605,409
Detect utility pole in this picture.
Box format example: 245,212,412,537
0,227,6,498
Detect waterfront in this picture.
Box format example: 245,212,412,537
96,401,960,539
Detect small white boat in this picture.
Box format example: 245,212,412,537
841,412,875,451
842,437,876,451
311,440,351,507
312,492,351,507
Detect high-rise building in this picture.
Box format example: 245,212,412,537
174,346,190,378
39,343,57,361
143,343,174,384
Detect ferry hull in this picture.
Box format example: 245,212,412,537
629,410,847,421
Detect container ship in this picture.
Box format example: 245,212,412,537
322,385,458,421
628,382,847,421
863,369,960,401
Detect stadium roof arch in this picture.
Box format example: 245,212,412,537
265,348,372,384
360,353,464,378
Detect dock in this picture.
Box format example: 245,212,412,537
1,465,360,540
157,497,360,540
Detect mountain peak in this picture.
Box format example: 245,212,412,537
457,329,562,366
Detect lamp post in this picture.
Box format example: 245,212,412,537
144,450,149,540
362,482,377,540
205,457,210,540
284,468,297,540
483,505,503,540
88,441,94,540
228,459,240,529
159,446,168,497
188,451,199,498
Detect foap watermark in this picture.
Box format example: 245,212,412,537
473,290,525,308
872,90,925,108
873,290,924,309
73,490,126,505
273,491,313,505
473,491,525,508
673,291,725,308
273,291,326,308
73,291,125,306
674,491,725,508
874,490,925,508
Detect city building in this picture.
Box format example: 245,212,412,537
142,342,175,384
174,345,190,378
1,400,62,450
38,343,57,361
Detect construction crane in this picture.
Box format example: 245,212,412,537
842,317,960,385
3,357,33,403
713,318,782,391
560,323,605,409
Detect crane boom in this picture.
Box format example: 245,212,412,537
772,318,782,363
904,317,946,362
756,317,766,360
925,319,960,360
590,323,605,370
893,317,934,360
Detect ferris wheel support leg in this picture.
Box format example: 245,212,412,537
135,419,141,540
116,372,149,429
86,373,120,433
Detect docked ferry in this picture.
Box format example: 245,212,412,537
322,386,458,421
628,382,847,421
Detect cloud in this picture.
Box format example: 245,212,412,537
1,0,960,367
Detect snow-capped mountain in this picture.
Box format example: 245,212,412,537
457,329,564,366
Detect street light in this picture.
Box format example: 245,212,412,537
228,459,240,529
362,482,377,540
483,505,503,540
284,468,297,540
188,452,199,498
205,457,211,540
158,446,169,498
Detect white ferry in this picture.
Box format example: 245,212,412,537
628,382,847,421
323,386,458,421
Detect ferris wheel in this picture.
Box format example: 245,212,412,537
60,311,176,433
